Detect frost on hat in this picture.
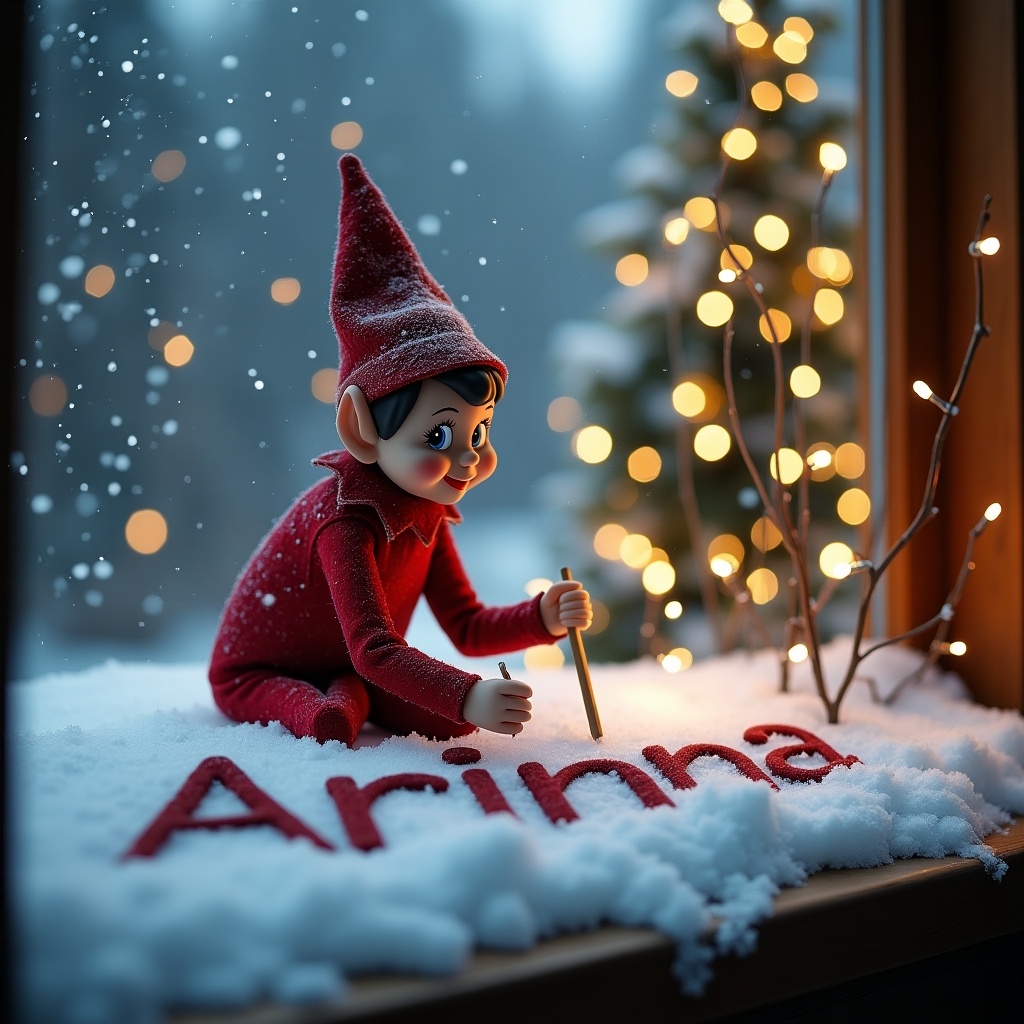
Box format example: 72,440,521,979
330,154,507,404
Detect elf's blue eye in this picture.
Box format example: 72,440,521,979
424,423,453,451
471,423,488,449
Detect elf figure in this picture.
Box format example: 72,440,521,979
209,155,592,745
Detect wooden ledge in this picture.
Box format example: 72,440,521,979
175,818,1024,1023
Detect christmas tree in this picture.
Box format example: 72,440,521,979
547,0,861,667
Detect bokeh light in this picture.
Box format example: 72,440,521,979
664,217,690,245
28,375,67,416
736,22,769,48
835,442,865,479
696,290,734,327
753,214,789,251
311,368,337,404
621,532,653,568
773,30,808,64
661,647,694,673
751,80,782,110
627,446,662,483
718,0,753,25
819,541,854,579
683,196,717,230
746,567,779,604
694,424,731,461
721,244,753,273
547,396,583,432
572,425,613,464
330,121,363,149
163,334,195,367
615,253,649,286
594,523,628,560
813,288,844,325
785,73,818,102
665,70,699,98
769,447,804,485
271,277,301,305
672,380,706,418
642,559,676,595
151,149,186,182
837,487,871,525
85,265,115,298
751,515,783,552
524,645,565,671
125,509,168,555
790,364,821,397
758,307,792,342
722,127,757,160
819,142,848,172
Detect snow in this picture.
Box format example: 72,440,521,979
8,637,1023,1024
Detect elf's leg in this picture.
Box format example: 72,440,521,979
366,685,476,741
210,668,369,744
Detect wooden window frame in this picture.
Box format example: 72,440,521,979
866,0,1023,710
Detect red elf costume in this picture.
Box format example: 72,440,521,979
208,155,564,744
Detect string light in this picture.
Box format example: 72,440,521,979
664,217,690,244
665,70,699,98
696,290,734,327
572,425,613,464
722,127,757,160
615,253,649,286
787,643,809,663
984,502,1002,522
970,236,1000,256
819,142,847,172
912,379,958,415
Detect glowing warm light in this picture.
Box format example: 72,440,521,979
664,217,690,245
719,269,737,284
594,522,628,560
709,534,744,576
665,600,683,619
813,288,844,325
661,647,694,673
615,253,649,286
984,502,1002,522
330,121,363,150
807,442,837,481
819,541,854,579
785,73,818,102
29,375,67,416
722,127,757,160
718,0,753,25
628,446,662,483
769,447,804,485
311,368,337,404
788,643,809,663
621,533,654,569
271,277,301,305
746,567,779,605
819,142,848,172
837,488,871,526
790,364,821,397
753,214,789,251
807,247,837,278
643,560,676,595
85,265,115,298
683,197,717,230
835,442,866,479
721,245,753,272
665,70,699,98
784,16,814,42
163,334,195,367
758,308,792,343
976,236,1000,255
547,396,583,432
672,380,706,418
151,149,186,183
913,380,933,400
694,424,731,461
751,516,783,552
524,644,565,671
948,641,967,657
751,80,782,110
125,509,168,555
710,555,738,578
524,577,552,597
572,425,613,464
696,290,734,327
736,22,769,48
773,30,807,64
807,447,833,470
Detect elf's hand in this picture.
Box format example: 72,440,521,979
462,676,533,735
540,580,593,637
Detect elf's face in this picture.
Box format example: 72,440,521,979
376,379,497,503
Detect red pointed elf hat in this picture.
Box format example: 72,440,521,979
330,154,507,404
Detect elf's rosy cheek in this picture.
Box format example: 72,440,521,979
415,453,448,481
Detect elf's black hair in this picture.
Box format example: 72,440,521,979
369,366,504,440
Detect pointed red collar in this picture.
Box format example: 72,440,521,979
312,449,461,546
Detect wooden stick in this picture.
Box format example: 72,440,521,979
561,567,603,740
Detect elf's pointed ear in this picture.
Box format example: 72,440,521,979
336,385,380,464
